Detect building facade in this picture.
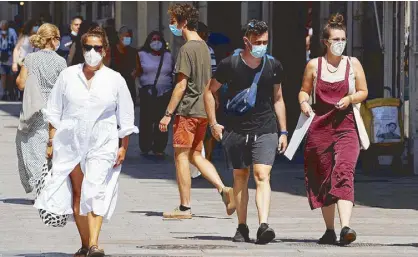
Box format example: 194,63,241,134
0,1,417,173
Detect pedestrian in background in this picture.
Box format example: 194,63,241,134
35,26,138,257
12,19,39,73
138,31,173,156
109,26,141,104
198,21,218,162
67,21,98,66
57,16,83,59
299,13,369,245
0,20,18,100
15,23,66,194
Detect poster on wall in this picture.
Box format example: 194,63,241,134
371,106,402,143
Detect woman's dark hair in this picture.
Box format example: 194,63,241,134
139,31,169,53
322,13,346,40
22,19,38,36
81,25,109,51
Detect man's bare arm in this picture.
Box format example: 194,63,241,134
165,73,188,114
204,78,223,126
273,84,287,132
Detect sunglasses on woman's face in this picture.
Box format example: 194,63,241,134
83,44,103,53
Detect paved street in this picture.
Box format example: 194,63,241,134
1,101,418,257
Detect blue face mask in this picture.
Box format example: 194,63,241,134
249,43,267,58
32,26,39,33
122,37,132,46
169,24,182,37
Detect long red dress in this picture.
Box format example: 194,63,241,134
304,57,360,210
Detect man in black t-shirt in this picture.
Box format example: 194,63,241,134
204,20,288,245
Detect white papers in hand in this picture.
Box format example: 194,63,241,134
284,112,315,160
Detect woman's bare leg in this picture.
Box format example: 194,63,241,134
87,212,104,247
321,204,336,230
70,164,89,249
337,200,353,228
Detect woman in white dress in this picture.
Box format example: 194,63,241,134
34,26,138,257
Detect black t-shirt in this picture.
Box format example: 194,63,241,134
214,54,284,135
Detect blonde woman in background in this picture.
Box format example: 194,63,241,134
15,23,66,194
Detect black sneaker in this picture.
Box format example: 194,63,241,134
232,224,251,243
339,226,356,246
318,229,337,245
255,223,275,245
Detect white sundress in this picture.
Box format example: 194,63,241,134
34,64,138,220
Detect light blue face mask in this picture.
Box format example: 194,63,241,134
169,24,182,37
122,37,132,46
32,26,39,33
249,43,267,58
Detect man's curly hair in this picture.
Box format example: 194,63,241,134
168,3,199,31
242,19,269,38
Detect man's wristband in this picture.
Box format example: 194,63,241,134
280,131,288,136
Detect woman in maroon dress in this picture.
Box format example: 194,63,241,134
298,13,368,245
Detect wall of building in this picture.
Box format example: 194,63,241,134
0,2,18,22
409,1,418,174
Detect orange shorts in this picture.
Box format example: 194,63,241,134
173,115,208,151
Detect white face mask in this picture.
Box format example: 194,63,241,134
55,41,60,51
329,41,346,56
150,41,163,51
84,49,103,67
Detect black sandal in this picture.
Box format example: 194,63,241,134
88,245,105,257
74,247,89,257
318,229,337,245
339,226,357,246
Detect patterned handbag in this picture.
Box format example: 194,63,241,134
35,160,70,227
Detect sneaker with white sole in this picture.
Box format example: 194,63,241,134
163,206,192,219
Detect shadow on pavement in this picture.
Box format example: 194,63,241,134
17,254,170,257
123,140,418,211
0,198,34,205
129,210,233,220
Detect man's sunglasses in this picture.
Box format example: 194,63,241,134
83,44,103,53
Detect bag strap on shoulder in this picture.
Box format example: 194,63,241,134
152,51,166,96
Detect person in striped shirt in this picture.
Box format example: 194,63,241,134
198,22,219,162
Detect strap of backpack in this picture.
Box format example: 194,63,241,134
252,55,266,86
231,49,267,88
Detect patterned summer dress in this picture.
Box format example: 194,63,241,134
15,50,67,193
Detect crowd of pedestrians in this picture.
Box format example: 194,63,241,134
7,3,371,256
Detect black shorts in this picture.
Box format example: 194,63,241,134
222,131,278,169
